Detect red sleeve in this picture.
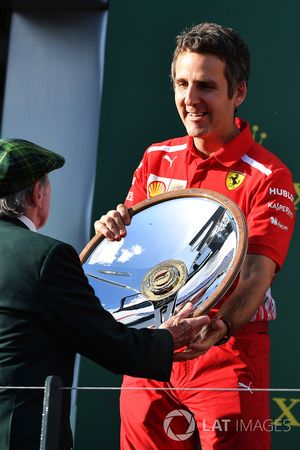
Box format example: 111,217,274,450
247,167,295,270
124,152,148,207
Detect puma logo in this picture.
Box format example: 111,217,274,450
163,155,178,167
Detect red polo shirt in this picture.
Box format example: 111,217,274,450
125,118,295,321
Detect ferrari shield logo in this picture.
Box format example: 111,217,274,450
226,171,245,190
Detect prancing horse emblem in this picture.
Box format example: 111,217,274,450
226,171,245,190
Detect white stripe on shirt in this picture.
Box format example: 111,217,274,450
147,143,188,153
241,154,272,176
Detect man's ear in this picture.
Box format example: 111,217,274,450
31,180,43,208
234,81,247,108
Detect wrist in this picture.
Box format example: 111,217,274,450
214,316,232,346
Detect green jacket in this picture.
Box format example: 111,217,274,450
0,218,173,450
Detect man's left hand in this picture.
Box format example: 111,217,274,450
173,317,227,362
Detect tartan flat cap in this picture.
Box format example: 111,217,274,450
0,138,65,198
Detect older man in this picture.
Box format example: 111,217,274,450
0,139,210,450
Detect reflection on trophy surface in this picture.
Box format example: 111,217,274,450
81,189,247,329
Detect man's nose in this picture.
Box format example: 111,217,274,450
184,85,199,106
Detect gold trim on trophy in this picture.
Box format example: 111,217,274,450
141,259,188,302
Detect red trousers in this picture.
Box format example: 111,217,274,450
120,323,270,450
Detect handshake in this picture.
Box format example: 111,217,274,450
160,303,227,362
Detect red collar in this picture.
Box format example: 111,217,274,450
214,118,254,167
187,118,254,167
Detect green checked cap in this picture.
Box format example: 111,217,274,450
0,138,65,198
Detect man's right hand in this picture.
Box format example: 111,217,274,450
94,203,131,241
161,303,211,361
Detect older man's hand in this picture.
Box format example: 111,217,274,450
160,303,210,361
172,317,227,362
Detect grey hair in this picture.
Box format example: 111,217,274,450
0,174,48,218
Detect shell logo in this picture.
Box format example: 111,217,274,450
148,180,166,197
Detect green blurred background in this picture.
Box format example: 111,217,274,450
0,0,299,448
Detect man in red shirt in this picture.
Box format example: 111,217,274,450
95,22,295,450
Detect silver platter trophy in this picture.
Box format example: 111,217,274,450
80,189,248,328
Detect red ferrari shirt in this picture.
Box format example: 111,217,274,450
125,118,295,321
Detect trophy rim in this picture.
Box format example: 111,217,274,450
80,188,248,319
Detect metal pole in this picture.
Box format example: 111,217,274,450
40,375,63,450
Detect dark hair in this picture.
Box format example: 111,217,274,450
171,22,251,98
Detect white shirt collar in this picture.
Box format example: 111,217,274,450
18,215,37,232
